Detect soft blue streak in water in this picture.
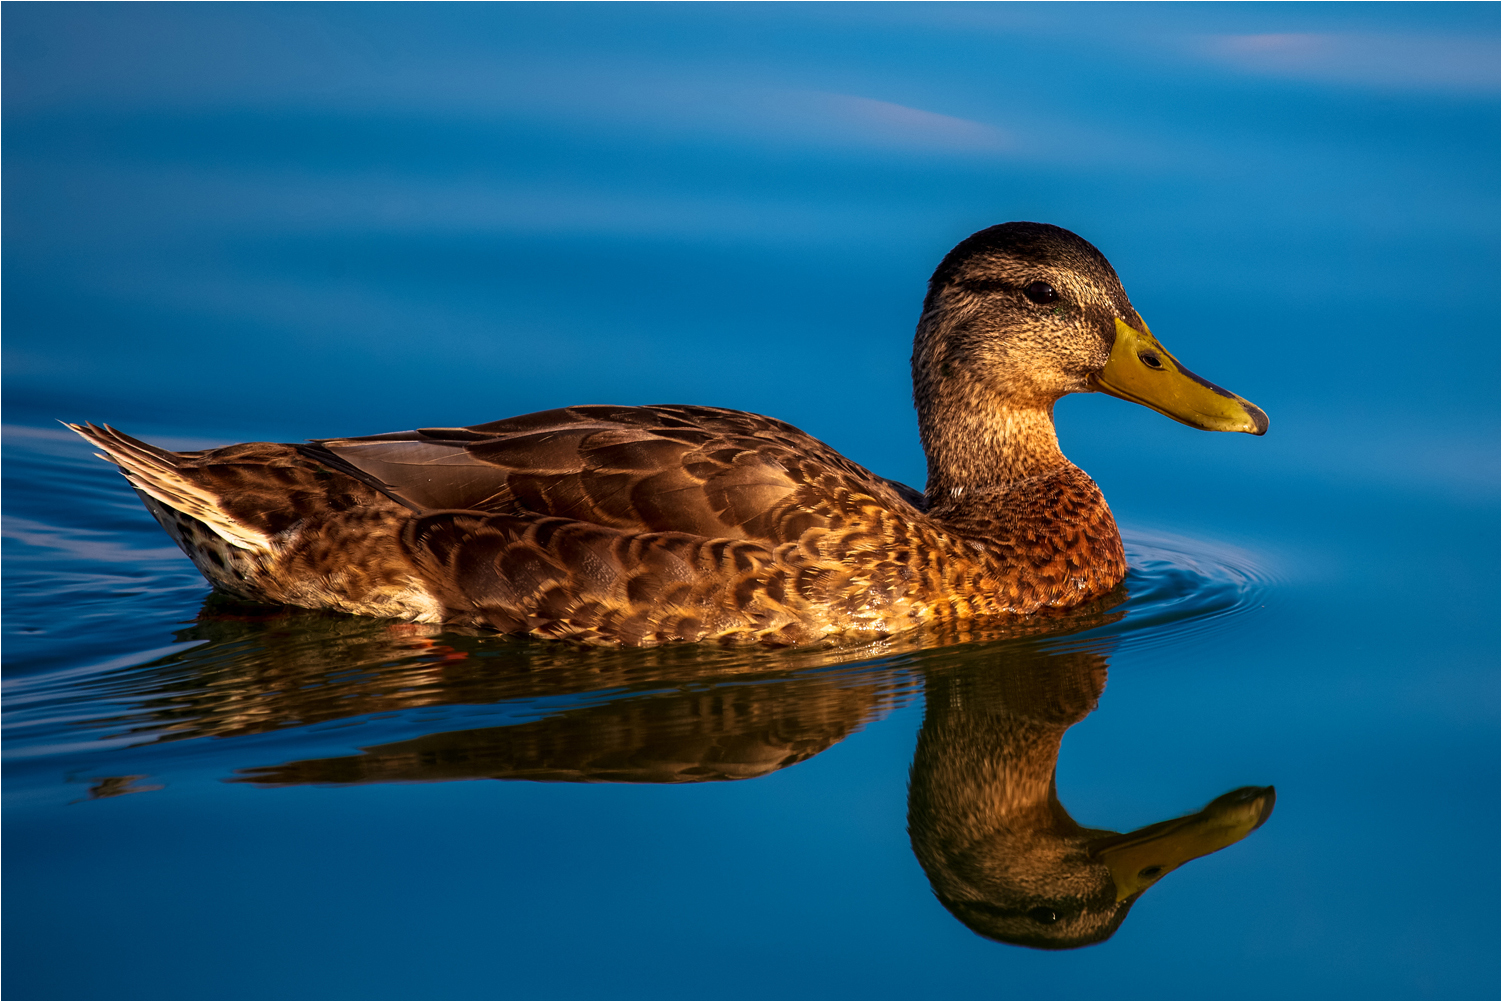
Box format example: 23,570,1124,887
3,4,1498,999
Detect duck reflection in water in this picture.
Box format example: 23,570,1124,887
111,597,1272,950
908,647,1273,949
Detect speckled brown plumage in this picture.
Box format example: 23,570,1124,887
68,222,1181,647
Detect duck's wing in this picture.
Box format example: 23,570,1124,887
306,404,925,542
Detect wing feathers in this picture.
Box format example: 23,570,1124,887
311,405,919,541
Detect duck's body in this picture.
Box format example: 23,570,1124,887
72,223,1265,647
72,404,1124,645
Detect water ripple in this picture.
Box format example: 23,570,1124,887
1099,528,1280,653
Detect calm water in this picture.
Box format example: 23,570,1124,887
4,5,1498,999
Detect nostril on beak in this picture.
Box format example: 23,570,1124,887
1139,353,1164,369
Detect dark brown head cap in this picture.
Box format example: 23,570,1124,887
924,222,1124,314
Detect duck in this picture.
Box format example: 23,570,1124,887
70,222,1267,648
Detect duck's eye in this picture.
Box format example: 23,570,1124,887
1027,907,1059,924
1024,281,1059,304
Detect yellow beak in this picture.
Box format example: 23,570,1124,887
1091,319,1269,435
1087,785,1276,902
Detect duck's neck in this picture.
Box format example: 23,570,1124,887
918,400,1069,504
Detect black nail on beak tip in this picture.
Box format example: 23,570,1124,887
1246,404,1270,436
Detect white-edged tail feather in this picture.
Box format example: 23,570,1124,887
66,422,271,552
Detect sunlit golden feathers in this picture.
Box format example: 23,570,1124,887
59,220,1273,646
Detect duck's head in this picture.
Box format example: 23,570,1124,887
912,223,1267,477
925,785,1277,950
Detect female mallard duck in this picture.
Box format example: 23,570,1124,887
71,222,1266,647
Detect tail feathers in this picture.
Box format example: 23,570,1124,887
66,422,270,552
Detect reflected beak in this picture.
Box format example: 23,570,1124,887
1090,319,1269,435
1086,785,1276,902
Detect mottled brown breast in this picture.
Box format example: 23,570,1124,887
925,465,1127,618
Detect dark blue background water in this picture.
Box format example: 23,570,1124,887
4,4,1498,998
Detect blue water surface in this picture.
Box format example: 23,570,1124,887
4,4,1498,999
